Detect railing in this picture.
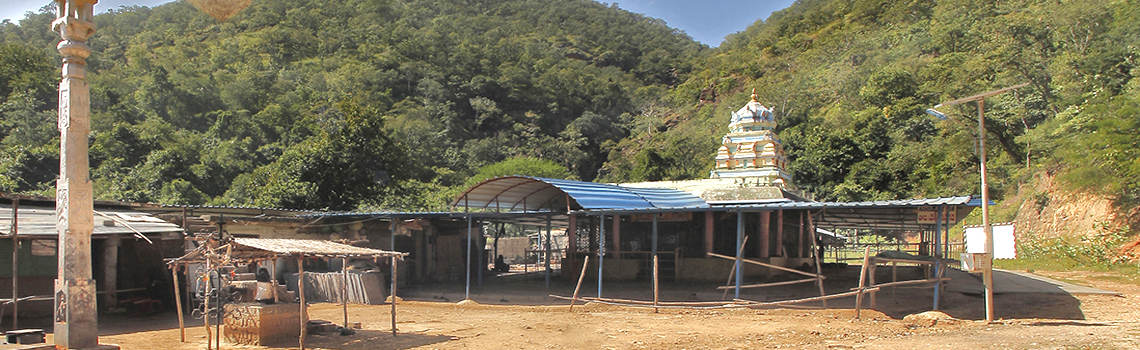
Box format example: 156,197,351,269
829,241,967,263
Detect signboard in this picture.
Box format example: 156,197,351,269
31,240,56,256
965,224,1016,259
961,252,992,272
916,206,957,224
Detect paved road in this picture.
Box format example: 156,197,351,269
945,268,1120,295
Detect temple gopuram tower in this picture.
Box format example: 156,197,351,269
711,90,795,189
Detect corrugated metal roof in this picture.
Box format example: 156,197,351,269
140,204,319,216
451,176,709,211
577,196,980,231
0,204,182,237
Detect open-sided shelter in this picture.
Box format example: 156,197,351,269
166,237,406,347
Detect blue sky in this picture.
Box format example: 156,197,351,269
1,0,796,47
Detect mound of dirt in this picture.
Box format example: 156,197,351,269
902,310,958,327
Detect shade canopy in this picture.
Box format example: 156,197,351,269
451,176,709,212
169,238,406,265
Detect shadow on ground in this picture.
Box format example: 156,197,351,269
297,330,451,350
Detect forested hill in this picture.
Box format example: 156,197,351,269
600,0,1140,213
0,0,705,210
2,0,1139,220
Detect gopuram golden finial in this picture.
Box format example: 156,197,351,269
750,88,758,103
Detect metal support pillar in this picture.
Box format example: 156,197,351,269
934,205,943,310
597,215,605,297
545,214,552,287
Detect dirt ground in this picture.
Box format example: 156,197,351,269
59,267,1140,349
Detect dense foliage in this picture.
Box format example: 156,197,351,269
2,0,1138,216
602,0,1140,211
0,0,703,210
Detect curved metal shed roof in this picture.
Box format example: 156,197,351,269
451,176,709,211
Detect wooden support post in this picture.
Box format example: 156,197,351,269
172,265,185,342
391,257,398,337
567,215,577,278
545,215,552,287
808,213,826,308
299,257,307,350
855,247,870,319
569,256,590,311
704,212,714,256
798,211,805,258
10,198,17,330
343,257,349,329
270,255,278,302
869,260,877,309
776,210,784,257
205,259,213,350
759,211,770,258
611,215,621,259
653,255,659,313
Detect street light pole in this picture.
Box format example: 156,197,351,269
926,82,1027,324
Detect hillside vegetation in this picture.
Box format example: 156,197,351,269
1,0,1138,242
606,0,1138,210
0,0,702,210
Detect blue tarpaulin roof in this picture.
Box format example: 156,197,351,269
451,176,709,211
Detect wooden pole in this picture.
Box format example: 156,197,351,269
391,257,398,337
711,277,820,290
855,247,870,319
553,287,881,310
759,212,770,258
569,256,590,311
869,259,877,309
172,265,185,342
653,255,659,313
776,210,784,257
849,277,952,290
299,257,306,350
706,252,819,278
741,288,881,309
555,295,750,307
205,259,212,350
10,198,17,330
342,257,349,329
798,211,805,258
270,255,278,302
808,213,826,308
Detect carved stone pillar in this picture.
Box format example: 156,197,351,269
53,0,100,348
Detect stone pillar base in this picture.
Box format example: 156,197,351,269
54,279,98,349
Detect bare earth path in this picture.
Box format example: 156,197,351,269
85,269,1140,349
